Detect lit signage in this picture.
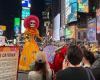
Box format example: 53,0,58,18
78,0,89,13
65,26,76,39
22,7,30,19
65,0,77,23
87,18,96,42
14,18,20,27
21,20,26,33
22,0,31,7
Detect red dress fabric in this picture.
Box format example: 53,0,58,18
50,46,68,73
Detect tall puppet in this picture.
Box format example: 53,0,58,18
19,15,42,70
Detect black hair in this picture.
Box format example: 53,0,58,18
66,45,83,65
80,46,96,65
34,61,48,80
83,50,96,65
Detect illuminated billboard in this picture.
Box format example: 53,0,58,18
14,18,20,26
65,26,76,39
97,16,100,33
65,0,77,23
14,18,21,34
22,7,30,19
78,0,89,13
21,20,26,33
87,18,96,42
22,0,31,7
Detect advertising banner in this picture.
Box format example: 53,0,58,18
78,0,89,13
65,25,76,39
22,0,31,7
14,18,21,34
87,18,96,42
21,20,26,33
22,7,30,19
0,46,19,80
97,16,100,33
53,14,60,41
65,0,77,23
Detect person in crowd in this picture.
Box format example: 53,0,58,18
56,45,93,80
91,51,100,80
28,51,52,80
81,46,96,67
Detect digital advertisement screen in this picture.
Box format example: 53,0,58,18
65,0,77,23
97,16,100,33
67,3,77,23
65,26,76,39
78,0,89,13
14,18,20,26
87,28,96,42
21,20,26,33
87,18,96,42
22,7,30,19
22,0,31,7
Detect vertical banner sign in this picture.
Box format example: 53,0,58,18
14,18,21,34
21,20,26,33
21,0,31,33
0,46,19,80
87,18,96,42
65,0,77,23
96,9,100,33
97,16,100,33
22,7,30,19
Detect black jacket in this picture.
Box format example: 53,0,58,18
56,67,89,80
91,57,100,80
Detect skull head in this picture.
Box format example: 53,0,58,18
30,20,36,28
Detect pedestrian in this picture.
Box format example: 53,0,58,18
28,51,52,80
56,45,95,80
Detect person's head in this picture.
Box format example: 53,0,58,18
65,45,83,66
83,50,96,65
34,51,49,80
34,51,47,71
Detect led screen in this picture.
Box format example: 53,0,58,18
78,0,89,13
14,18,20,26
97,16,100,33
22,0,31,7
65,26,76,39
87,19,96,42
22,7,30,19
21,20,26,33
65,0,77,23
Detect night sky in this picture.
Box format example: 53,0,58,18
0,0,45,39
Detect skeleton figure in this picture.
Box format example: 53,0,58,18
19,15,42,70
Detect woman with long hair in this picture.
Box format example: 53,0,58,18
28,51,52,80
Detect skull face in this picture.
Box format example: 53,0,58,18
30,20,36,28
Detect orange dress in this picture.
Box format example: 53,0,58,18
19,28,42,70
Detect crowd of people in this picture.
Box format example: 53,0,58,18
27,41,100,80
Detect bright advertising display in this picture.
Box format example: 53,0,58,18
21,20,26,33
0,46,19,80
78,0,89,13
14,18,21,34
96,9,100,34
97,16,100,33
22,0,31,7
65,0,77,24
22,7,30,19
65,25,76,39
87,18,96,42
